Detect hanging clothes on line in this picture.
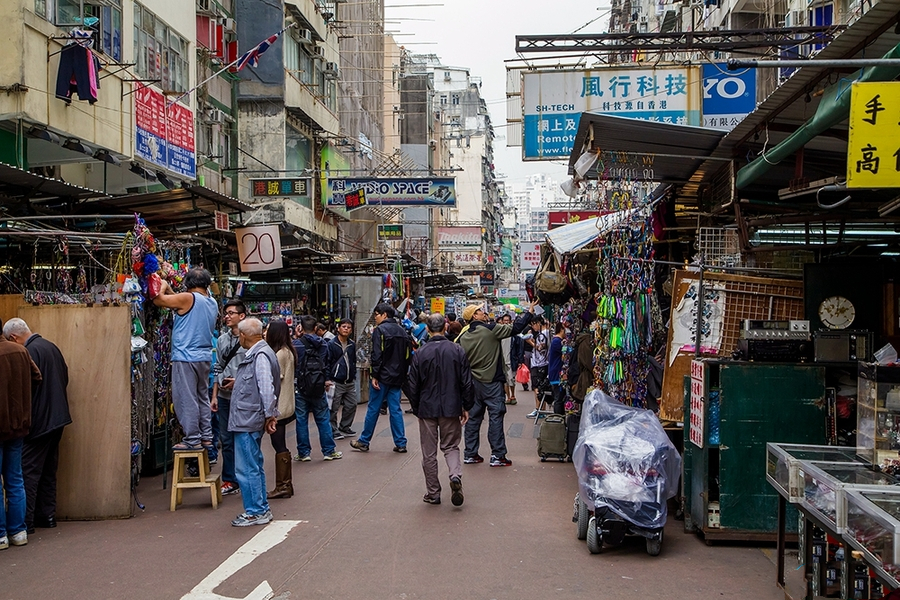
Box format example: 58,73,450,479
55,29,101,104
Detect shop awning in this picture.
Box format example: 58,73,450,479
0,161,106,202
569,114,727,183
545,208,640,254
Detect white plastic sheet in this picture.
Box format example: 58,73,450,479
572,389,682,529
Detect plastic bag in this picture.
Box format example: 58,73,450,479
325,384,335,410
572,389,682,529
516,363,530,384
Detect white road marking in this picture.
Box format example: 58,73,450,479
181,520,303,600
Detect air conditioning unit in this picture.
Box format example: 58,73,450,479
640,15,648,23
196,0,213,14
221,17,236,33
206,108,226,124
312,45,325,59
324,61,339,78
299,29,314,46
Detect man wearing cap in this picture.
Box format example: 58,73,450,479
456,300,537,467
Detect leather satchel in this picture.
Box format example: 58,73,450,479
535,252,567,294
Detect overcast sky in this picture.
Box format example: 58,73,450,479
385,1,609,188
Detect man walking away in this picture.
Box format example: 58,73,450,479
211,300,247,497
229,318,279,526
350,303,412,453
406,314,474,506
3,319,71,534
153,268,218,452
548,323,567,415
328,319,358,439
0,318,41,549
293,315,342,462
457,301,537,467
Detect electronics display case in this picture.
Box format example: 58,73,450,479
844,489,900,580
766,443,865,503
799,461,900,533
857,363,900,466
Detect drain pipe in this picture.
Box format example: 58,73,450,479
735,42,900,190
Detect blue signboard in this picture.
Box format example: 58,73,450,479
326,178,456,210
701,63,756,131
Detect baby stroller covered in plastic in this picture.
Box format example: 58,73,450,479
571,389,682,556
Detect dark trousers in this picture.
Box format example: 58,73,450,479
464,380,508,459
217,396,236,485
55,44,97,103
22,428,64,527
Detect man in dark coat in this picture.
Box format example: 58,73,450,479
0,318,42,549
406,313,474,506
3,318,71,534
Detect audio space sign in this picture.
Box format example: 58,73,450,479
701,63,756,132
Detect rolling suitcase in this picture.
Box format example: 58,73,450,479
538,414,567,462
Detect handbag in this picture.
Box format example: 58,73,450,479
516,363,531,384
535,252,567,294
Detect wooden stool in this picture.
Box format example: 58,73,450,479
170,449,222,511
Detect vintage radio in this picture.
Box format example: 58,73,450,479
813,330,873,363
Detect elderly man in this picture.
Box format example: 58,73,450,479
406,313,474,506
0,318,42,549
457,301,537,467
153,268,219,452
3,318,71,534
229,318,279,527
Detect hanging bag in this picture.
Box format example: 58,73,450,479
535,252,567,294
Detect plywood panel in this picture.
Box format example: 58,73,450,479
0,294,25,325
18,304,132,520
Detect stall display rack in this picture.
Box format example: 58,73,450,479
798,461,900,534
857,363,900,467
767,442,865,503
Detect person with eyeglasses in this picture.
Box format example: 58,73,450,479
211,300,247,497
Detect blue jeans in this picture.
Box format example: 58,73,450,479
464,380,508,459
233,431,268,516
295,391,335,457
358,384,406,448
217,395,236,484
0,437,27,537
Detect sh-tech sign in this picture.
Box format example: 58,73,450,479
702,63,757,132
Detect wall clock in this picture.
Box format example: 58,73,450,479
818,296,856,330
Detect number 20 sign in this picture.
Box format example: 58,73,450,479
234,225,283,273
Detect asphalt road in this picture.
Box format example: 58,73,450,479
0,397,785,600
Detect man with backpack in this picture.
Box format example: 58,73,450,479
293,315,342,462
328,319,358,439
350,303,412,453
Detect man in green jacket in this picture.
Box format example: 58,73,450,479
457,300,537,467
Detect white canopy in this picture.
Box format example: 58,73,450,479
545,208,642,255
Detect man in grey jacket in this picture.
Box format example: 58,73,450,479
229,318,279,527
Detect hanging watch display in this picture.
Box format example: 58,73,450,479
818,295,856,330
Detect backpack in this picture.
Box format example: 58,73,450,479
297,337,326,398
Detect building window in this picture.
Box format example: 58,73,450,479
286,125,312,209
133,3,189,95
451,93,460,105
47,0,121,60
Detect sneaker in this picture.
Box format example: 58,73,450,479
221,482,241,496
450,477,464,507
506,398,517,405
294,454,312,462
323,450,343,461
422,495,441,505
0,537,8,551
333,430,346,440
393,446,407,453
339,428,357,436
463,455,484,464
379,407,387,415
208,455,218,465
10,531,27,546
490,455,513,467
350,440,369,452
525,410,539,419
231,511,273,527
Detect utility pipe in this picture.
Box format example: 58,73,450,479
729,58,900,68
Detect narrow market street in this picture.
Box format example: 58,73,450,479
1,399,782,600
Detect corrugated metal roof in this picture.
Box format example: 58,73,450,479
0,162,106,201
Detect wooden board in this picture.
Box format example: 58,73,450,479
0,294,25,325
18,304,132,520
659,270,804,422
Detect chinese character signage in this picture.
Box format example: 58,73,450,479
519,242,542,272
430,297,445,313
701,63,756,131
250,178,311,198
437,226,482,247
134,87,196,179
327,178,457,208
689,360,705,448
463,269,495,285
234,225,283,273
377,224,404,241
522,67,700,160
451,250,482,265
848,82,900,188
547,211,608,229
214,211,230,232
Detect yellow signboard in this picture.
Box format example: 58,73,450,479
430,298,445,314
848,82,900,188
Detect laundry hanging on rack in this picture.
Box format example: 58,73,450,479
55,29,101,104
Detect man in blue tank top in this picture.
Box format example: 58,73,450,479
153,268,219,451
